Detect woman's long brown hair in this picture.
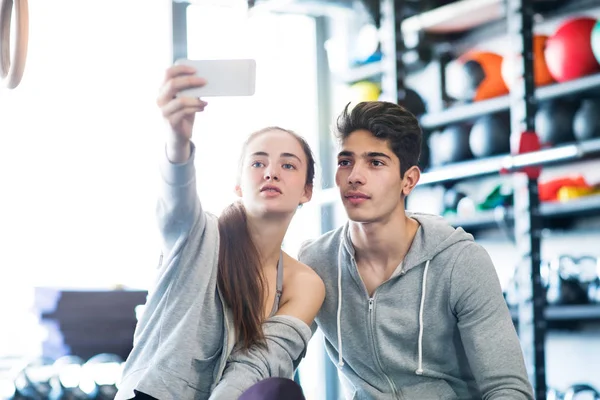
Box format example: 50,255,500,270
217,127,315,350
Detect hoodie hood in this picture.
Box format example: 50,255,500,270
403,212,475,270
335,212,474,373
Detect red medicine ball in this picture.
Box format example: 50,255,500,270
544,17,600,82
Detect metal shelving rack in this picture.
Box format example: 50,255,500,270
376,0,600,398
505,0,546,396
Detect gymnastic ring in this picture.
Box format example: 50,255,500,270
0,0,29,89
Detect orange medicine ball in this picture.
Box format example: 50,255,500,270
447,51,509,102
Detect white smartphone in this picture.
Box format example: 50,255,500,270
174,58,256,97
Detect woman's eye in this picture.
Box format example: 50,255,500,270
251,161,264,168
282,163,296,170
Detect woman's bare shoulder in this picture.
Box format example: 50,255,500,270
277,253,325,325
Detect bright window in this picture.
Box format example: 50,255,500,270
0,0,173,291
0,0,172,358
185,5,325,397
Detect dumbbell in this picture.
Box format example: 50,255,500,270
586,256,600,304
49,355,88,400
563,383,600,400
79,354,124,400
573,255,600,304
546,255,597,305
549,383,600,400
12,358,55,400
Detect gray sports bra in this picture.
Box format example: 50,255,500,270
268,251,284,318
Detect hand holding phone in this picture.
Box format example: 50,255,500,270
174,58,256,98
156,64,207,154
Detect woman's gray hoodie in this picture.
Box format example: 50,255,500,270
298,213,534,399
115,144,311,400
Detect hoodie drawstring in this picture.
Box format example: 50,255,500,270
336,244,345,368
337,231,432,375
415,259,430,375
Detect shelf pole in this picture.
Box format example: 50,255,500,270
379,0,406,104
506,0,547,397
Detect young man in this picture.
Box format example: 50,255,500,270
298,101,534,399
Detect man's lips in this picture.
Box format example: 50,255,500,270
344,191,370,199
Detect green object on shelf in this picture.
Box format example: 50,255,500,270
477,183,513,210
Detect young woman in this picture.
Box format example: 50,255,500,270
115,64,325,400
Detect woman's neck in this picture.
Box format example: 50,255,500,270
245,212,292,268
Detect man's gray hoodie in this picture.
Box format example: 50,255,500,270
298,212,534,400
115,144,311,400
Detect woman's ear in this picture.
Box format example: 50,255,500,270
234,184,243,198
300,184,313,205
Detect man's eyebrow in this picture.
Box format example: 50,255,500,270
365,152,392,160
337,150,392,160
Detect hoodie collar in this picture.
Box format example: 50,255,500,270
341,212,473,274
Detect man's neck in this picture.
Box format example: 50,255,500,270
349,210,418,272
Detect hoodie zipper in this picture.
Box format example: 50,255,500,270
368,296,402,399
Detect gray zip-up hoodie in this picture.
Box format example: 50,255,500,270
116,144,311,400
298,212,534,400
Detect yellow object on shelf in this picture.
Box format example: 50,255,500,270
349,81,381,102
556,186,600,202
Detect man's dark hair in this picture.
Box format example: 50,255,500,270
334,101,422,177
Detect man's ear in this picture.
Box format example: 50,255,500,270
402,166,421,197
300,184,313,205
234,184,243,198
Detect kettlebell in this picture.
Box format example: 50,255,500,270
573,99,600,141
563,383,600,400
